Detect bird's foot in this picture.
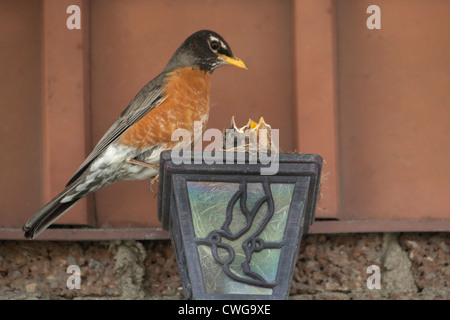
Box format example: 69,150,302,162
149,174,159,192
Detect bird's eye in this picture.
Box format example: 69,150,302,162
210,40,220,52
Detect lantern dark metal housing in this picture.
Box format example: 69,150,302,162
158,151,322,300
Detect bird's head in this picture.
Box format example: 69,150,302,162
166,30,247,72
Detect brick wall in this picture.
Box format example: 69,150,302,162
0,233,448,299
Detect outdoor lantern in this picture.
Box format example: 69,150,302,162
157,150,323,300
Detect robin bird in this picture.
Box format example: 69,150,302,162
23,30,247,239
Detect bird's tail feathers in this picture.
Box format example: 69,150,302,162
23,186,85,239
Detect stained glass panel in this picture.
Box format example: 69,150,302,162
187,181,295,294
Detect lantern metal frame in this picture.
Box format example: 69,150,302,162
158,151,322,300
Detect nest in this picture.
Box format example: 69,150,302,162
222,116,278,155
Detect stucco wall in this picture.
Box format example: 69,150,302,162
0,233,448,299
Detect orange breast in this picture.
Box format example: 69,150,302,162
120,67,211,149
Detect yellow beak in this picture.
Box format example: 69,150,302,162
218,54,248,70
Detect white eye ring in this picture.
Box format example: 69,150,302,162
210,40,220,52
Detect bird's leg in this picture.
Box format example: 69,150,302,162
126,158,159,170
126,158,160,192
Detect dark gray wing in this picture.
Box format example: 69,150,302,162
66,73,168,186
